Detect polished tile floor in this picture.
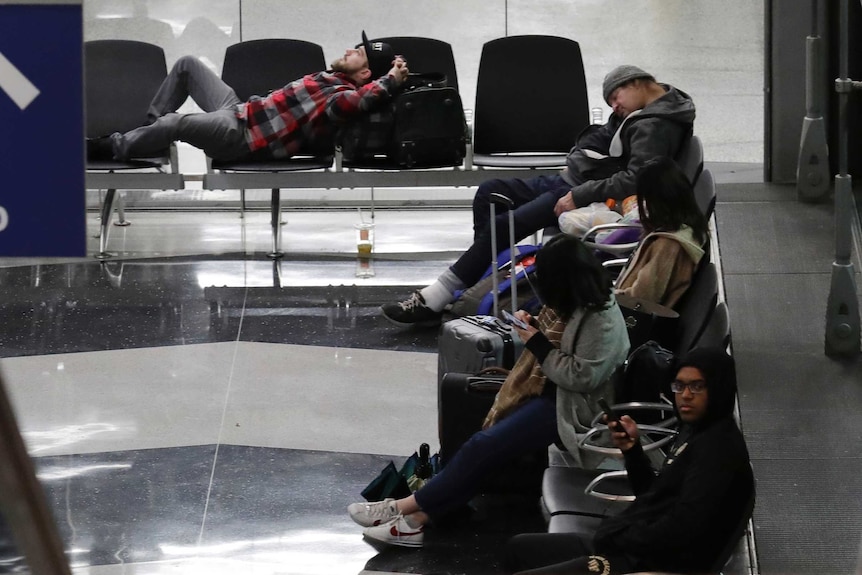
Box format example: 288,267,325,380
4,173,860,575
0,206,552,575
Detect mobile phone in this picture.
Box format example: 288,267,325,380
501,309,529,330
598,398,628,437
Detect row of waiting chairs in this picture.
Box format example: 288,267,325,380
542,312,748,574
85,35,709,261
84,35,593,258
539,224,753,574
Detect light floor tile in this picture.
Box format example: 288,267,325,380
2,343,237,456
221,342,437,456
1,341,437,458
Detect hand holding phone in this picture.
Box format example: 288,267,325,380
501,309,529,330
598,398,629,438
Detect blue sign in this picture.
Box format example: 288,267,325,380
0,1,84,257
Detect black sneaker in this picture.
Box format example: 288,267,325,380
381,291,443,327
86,136,115,161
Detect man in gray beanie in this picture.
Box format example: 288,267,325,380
601,64,656,104
383,64,695,328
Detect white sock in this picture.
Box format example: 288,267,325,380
419,269,465,312
402,513,423,529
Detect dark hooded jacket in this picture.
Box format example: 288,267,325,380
592,347,754,573
561,84,696,206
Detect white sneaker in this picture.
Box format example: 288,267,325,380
363,515,425,548
347,498,399,527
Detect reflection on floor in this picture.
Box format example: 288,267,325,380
0,209,551,575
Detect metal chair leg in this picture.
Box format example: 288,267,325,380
113,191,130,226
268,188,284,259
96,188,116,259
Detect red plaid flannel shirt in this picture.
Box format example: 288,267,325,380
237,71,394,159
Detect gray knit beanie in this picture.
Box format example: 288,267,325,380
602,65,655,103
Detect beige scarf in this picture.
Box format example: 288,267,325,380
482,307,567,429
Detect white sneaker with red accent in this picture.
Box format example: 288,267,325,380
362,515,425,548
347,498,399,527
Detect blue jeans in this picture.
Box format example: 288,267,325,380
451,174,573,286
415,396,559,518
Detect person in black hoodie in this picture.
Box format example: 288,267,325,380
507,347,754,575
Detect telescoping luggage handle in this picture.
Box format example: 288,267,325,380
489,192,517,319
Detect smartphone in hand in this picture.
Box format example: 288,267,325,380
501,309,529,330
598,398,629,438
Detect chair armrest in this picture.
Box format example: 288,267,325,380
334,146,344,171
581,222,643,241
584,470,635,502
460,108,474,169
605,259,628,283
582,222,642,256
589,400,678,428
584,239,639,256
169,143,180,174
578,424,677,457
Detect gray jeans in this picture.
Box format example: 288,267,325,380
113,56,251,161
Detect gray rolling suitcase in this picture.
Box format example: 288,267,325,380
437,192,526,384
437,316,523,384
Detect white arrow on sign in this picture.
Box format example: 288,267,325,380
0,51,39,110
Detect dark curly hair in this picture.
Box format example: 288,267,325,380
636,157,708,244
534,234,613,318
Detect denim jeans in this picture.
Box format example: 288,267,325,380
451,174,573,286
414,396,559,518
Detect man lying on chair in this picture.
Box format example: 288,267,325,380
87,31,408,162
507,347,754,575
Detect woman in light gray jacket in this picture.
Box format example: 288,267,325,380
347,235,630,549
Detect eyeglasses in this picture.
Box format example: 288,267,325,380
670,379,707,394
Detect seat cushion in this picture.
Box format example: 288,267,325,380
542,466,632,518
547,513,603,535
212,156,334,172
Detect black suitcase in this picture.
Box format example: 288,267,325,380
438,371,547,493
338,107,394,163
438,370,506,464
390,86,467,168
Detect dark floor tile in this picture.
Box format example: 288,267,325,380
716,197,837,275
750,458,862,575
213,284,440,352
362,493,546,575
17,445,547,573
34,446,217,567
0,260,440,358
723,273,861,353
716,182,797,203
734,347,862,412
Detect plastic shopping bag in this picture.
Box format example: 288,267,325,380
558,201,622,236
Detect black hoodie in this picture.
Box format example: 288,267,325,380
592,347,754,573
561,84,696,207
